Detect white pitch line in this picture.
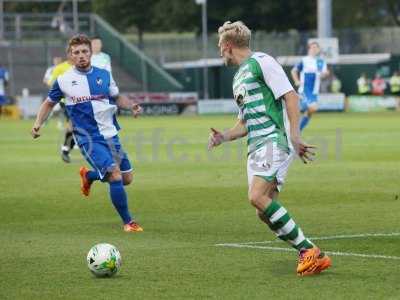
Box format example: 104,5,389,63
221,232,400,246
215,244,400,260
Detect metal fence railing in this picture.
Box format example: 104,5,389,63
0,41,66,95
0,13,183,94
91,14,183,92
3,13,92,40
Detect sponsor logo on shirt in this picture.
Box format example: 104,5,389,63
234,85,246,108
70,94,107,104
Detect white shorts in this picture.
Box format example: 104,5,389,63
247,140,294,191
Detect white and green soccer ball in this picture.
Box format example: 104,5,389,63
87,243,122,277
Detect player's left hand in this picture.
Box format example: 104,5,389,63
291,137,316,164
131,103,142,118
208,128,225,150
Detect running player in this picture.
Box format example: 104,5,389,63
291,41,328,131
209,21,331,276
31,34,143,232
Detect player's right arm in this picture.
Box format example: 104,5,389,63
208,119,247,150
31,79,64,138
31,99,56,138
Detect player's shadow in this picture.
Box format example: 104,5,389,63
90,274,132,281
267,259,294,276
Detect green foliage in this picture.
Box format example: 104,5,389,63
92,0,159,33
92,0,317,34
152,0,200,32
4,1,91,14
92,0,161,47
4,1,60,13
92,0,400,34
207,0,316,32
333,0,400,28
3,0,399,36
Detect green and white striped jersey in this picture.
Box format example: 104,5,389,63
232,52,294,154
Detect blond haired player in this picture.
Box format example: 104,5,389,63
208,21,331,276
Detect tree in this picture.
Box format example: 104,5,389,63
92,0,399,43
333,0,400,28
92,0,160,48
205,0,316,32
151,0,316,34
152,0,199,32
385,0,400,26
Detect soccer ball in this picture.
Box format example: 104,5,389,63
87,243,122,277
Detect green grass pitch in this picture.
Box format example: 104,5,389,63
0,112,399,299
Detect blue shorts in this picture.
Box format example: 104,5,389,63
300,93,318,112
0,95,7,105
80,135,133,181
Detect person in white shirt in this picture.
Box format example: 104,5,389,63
90,36,112,72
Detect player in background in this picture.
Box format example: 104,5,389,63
371,73,386,96
31,34,143,232
47,56,74,163
209,21,331,276
390,70,400,110
91,36,112,72
291,41,329,131
0,65,9,117
43,56,63,86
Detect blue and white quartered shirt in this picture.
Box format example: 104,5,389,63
0,67,9,96
294,56,327,100
48,66,120,145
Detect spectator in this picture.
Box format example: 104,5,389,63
371,73,386,96
330,74,342,93
389,71,400,96
357,73,370,95
43,56,63,86
0,65,9,117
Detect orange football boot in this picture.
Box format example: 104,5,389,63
123,221,144,233
79,166,92,197
296,247,320,274
298,252,332,276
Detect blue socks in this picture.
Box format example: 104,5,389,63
87,172,133,225
86,170,100,183
109,180,132,224
300,115,310,131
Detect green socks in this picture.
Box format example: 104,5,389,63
264,200,314,251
